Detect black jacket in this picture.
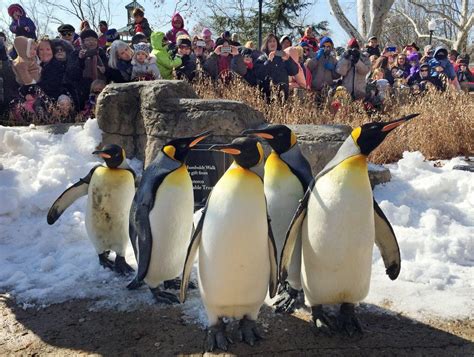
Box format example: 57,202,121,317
231,54,258,86
175,53,196,81
38,58,67,100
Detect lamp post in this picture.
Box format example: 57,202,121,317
428,19,436,45
258,0,263,50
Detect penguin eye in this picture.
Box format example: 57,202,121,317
277,132,284,137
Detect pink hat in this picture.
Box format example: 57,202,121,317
202,28,212,37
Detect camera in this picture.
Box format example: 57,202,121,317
274,50,284,57
196,40,206,47
346,48,360,64
221,46,231,53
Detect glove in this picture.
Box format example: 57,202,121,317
324,62,335,71
344,51,351,59
316,48,325,60
351,50,360,64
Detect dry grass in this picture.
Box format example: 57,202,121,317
193,78,474,164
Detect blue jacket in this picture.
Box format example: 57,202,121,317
10,16,37,40
429,47,455,80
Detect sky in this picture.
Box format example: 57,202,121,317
0,0,356,47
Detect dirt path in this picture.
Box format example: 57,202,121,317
1,293,473,356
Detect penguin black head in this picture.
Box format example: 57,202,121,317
352,114,419,156
242,124,297,154
162,131,212,163
92,144,125,168
210,137,264,169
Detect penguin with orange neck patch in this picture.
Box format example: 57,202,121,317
281,114,419,336
127,132,211,304
243,125,312,313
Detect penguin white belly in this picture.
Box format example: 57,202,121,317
199,167,270,324
144,165,194,288
264,153,304,289
86,167,135,256
301,155,374,306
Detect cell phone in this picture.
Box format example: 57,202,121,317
196,40,206,47
84,48,98,57
221,46,231,53
387,46,397,52
275,50,284,57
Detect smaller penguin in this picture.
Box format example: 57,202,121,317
181,137,278,352
280,114,419,336
243,124,313,313
128,131,211,304
47,144,136,275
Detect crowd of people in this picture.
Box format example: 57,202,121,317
0,3,472,123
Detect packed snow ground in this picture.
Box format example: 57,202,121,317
0,121,472,325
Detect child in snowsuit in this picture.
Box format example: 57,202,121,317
131,42,161,81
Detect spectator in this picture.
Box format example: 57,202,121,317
105,29,120,48
232,47,259,87
395,53,410,78
107,40,134,83
11,83,49,122
201,28,215,53
403,42,419,56
244,41,255,50
449,49,459,64
254,33,299,101
97,21,108,49
65,29,108,109
456,58,473,92
0,32,8,61
280,35,292,50
299,41,313,62
231,33,241,47
51,38,74,62
12,36,40,85
175,37,196,81
407,63,443,92
0,33,19,115
335,38,371,100
369,54,379,66
150,31,182,80
373,56,394,85
131,33,147,45
192,37,208,78
129,8,152,40
365,36,381,57
165,13,188,44
300,26,318,52
58,24,81,49
429,47,456,81
131,42,161,81
203,38,238,82
8,4,37,40
407,52,420,77
80,20,91,33
421,45,434,63
306,36,339,94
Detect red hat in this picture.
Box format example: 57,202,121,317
348,38,359,49
8,4,25,17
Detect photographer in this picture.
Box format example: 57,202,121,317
336,38,371,100
65,29,107,110
306,36,339,94
203,38,238,83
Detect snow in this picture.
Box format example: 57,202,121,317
0,123,472,324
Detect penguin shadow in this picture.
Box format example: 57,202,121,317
3,294,473,356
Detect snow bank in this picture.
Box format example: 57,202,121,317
0,123,472,322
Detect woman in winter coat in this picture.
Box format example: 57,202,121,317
254,33,299,101
37,38,69,101
106,40,134,83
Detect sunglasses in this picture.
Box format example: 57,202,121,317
60,32,73,36
420,69,429,72
179,45,191,49
55,47,65,53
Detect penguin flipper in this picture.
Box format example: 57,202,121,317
46,166,99,225
180,202,208,303
267,217,279,298
279,182,313,282
373,199,401,280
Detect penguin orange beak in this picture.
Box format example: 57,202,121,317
209,143,241,155
92,150,112,159
241,128,274,139
381,113,420,133
189,131,212,148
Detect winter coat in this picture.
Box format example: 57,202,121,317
456,67,474,83
365,45,381,57
165,13,189,44
9,12,37,40
335,51,371,100
130,17,152,40
429,47,456,80
12,36,41,85
106,59,133,83
131,56,161,80
231,54,258,86
150,32,182,79
203,52,233,81
175,54,196,81
306,41,339,91
38,58,67,100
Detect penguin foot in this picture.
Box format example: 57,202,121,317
311,305,337,336
163,278,198,290
207,319,232,352
113,255,134,275
274,283,303,314
127,276,144,290
337,303,363,337
238,316,263,346
98,252,114,270
150,287,180,305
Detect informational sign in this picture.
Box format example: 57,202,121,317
187,144,233,210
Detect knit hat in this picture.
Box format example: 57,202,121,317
8,4,25,17
58,24,75,33
202,28,212,37
133,42,150,55
348,38,359,49
80,29,98,40
177,37,192,47
407,52,419,62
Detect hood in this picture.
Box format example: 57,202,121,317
433,46,448,58
171,13,184,30
202,27,212,37
14,36,34,59
319,36,333,48
8,4,26,17
151,31,165,50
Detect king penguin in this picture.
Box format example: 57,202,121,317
47,144,136,274
127,131,211,304
180,137,278,352
280,114,419,336
243,125,313,313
